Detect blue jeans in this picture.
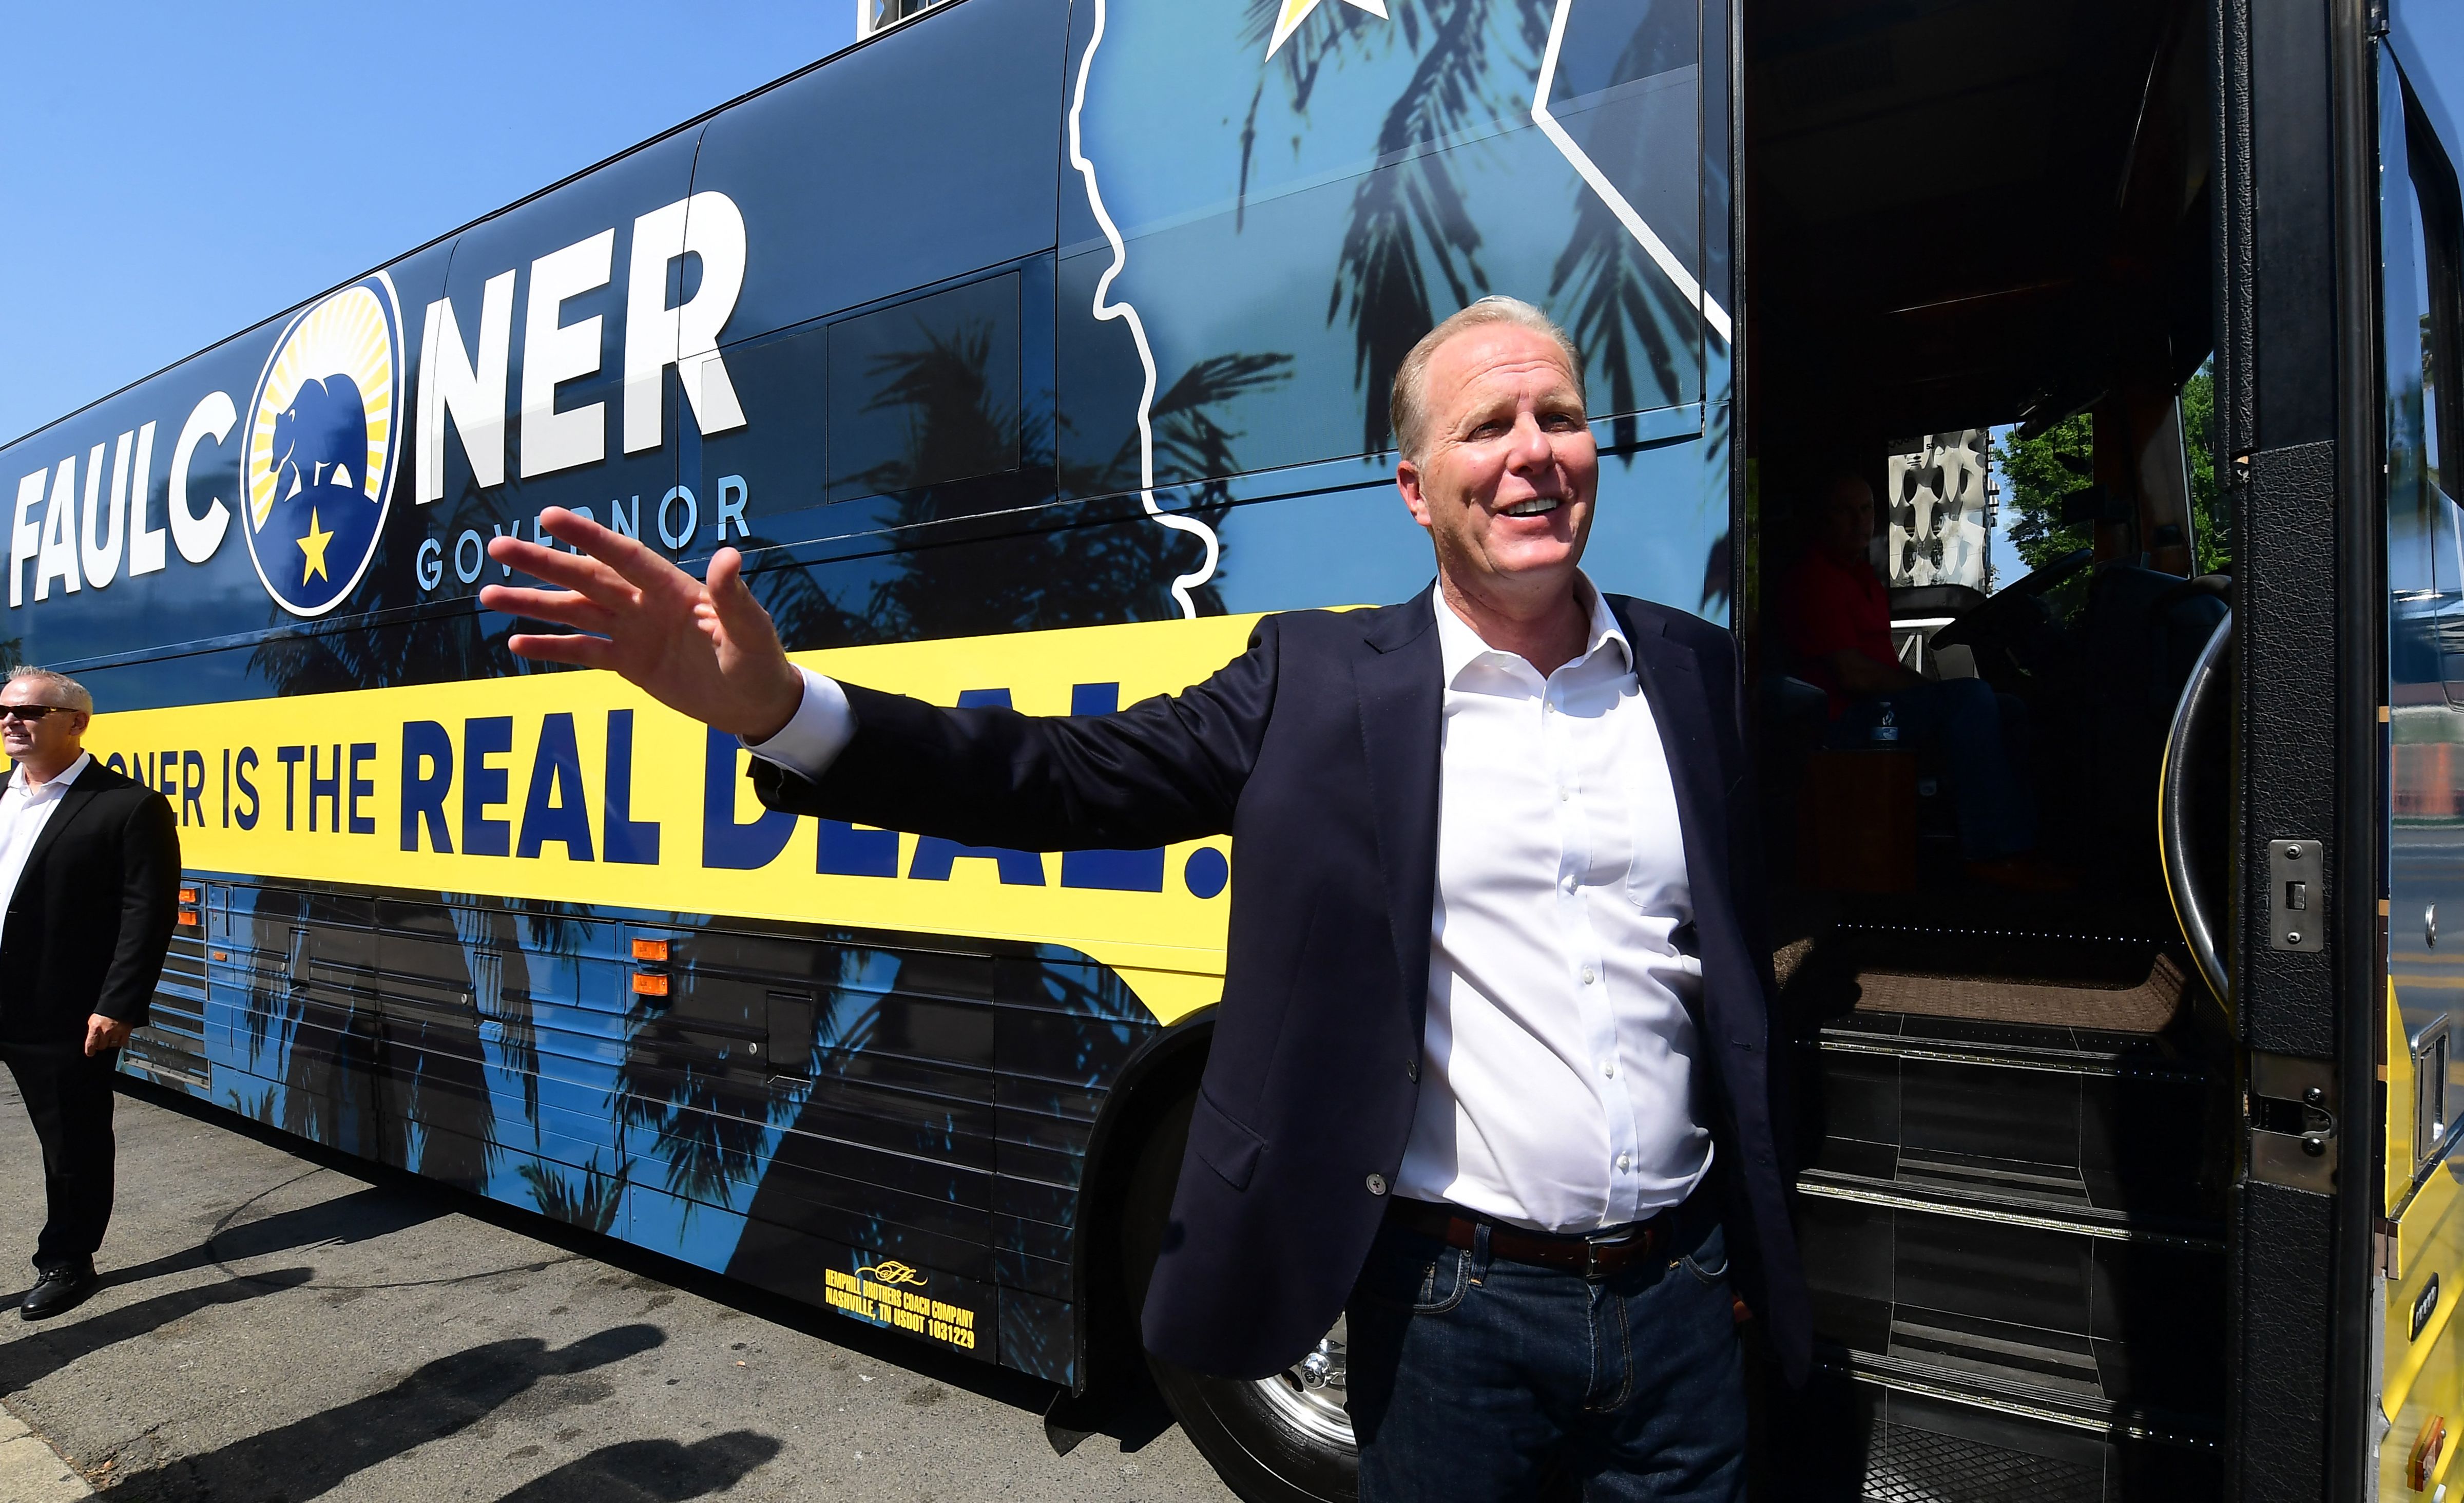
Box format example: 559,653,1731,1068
1344,1213,1747,1502
1828,678,2035,860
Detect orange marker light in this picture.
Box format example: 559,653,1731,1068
632,972,670,998
179,888,199,904
632,938,670,962
177,911,199,927
2411,1416,2446,1491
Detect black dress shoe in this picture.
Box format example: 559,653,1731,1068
20,1261,97,1321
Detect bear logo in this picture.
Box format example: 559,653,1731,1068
240,274,403,617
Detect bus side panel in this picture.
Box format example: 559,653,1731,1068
2381,7,2464,1495
87,0,1741,1395
2379,990,2464,1499
163,870,1160,1384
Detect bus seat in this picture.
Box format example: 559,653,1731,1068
1764,671,1831,752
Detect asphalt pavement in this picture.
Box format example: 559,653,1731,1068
0,1072,1236,1502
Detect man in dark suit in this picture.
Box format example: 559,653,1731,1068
0,668,181,1321
483,297,1804,1499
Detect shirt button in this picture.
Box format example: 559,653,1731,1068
1405,1057,1419,1082
1602,1059,1617,1078
1561,874,1577,892
1616,1153,1632,1172
1558,789,1571,802
1366,1173,1389,1196
1581,967,1596,985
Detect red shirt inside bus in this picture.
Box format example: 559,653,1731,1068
1784,546,1897,718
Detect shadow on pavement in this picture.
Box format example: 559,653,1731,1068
129,1323,666,1502
495,1430,784,1501
0,1266,314,1390
94,1184,451,1295
208,1182,452,1265
113,1077,1180,1451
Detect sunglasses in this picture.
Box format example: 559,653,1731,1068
0,705,71,723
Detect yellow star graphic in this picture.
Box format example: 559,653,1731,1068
1267,0,1388,59
297,507,335,585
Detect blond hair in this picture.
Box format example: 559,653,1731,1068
1389,296,1587,464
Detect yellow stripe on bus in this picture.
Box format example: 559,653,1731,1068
86,613,1274,1025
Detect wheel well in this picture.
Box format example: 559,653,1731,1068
1067,1008,1212,1398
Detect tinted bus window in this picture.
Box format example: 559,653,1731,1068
683,0,1065,341
826,273,1022,503
2411,99,2462,507
2388,61,2464,700
1055,0,1720,498
422,131,705,572
2388,76,2463,596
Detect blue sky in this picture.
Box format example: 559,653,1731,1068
0,3,853,445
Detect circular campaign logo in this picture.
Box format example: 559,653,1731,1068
240,273,403,616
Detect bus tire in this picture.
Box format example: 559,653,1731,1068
1119,1089,1358,1503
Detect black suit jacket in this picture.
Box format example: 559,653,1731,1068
751,587,1810,1384
0,758,182,1046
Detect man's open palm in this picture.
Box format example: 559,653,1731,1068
479,508,804,741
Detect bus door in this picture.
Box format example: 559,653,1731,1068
1727,0,2464,1487
1740,0,2242,1485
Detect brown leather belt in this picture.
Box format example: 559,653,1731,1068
1385,1193,1715,1281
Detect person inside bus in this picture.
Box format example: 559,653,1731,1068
483,296,1805,1503
1782,473,2051,888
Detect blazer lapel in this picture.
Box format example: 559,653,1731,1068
1611,598,1730,901
13,773,107,908
1354,587,1445,1033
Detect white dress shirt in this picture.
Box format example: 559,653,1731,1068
1401,580,1710,1232
0,751,91,954
743,576,1711,1234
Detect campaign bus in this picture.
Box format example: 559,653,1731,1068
7,0,2462,1496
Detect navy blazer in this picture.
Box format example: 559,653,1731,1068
0,759,182,1045
750,586,1809,1384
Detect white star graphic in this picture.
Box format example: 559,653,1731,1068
1266,0,1389,60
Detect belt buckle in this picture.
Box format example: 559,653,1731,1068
1583,1227,1639,1281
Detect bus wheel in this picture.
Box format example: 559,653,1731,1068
1119,1090,1359,1503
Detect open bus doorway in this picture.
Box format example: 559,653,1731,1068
1740,0,2237,1493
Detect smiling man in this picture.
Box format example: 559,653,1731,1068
482,296,1804,1499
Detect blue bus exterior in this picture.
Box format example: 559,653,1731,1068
2,0,1731,1400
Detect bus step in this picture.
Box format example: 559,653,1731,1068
1770,1357,2222,1502
1786,948,2197,1035
1799,1014,2219,1215
1795,1175,2223,1423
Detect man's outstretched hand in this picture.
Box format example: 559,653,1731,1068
480,508,805,742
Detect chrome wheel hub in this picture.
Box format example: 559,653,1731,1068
1254,1316,1354,1447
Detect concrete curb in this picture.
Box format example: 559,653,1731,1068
0,1402,94,1499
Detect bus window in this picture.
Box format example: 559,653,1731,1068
2427,185,2452,499
684,0,1063,339
859,0,950,37
824,272,1023,504
1054,0,1716,498
2391,82,2464,699
2411,99,2461,512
